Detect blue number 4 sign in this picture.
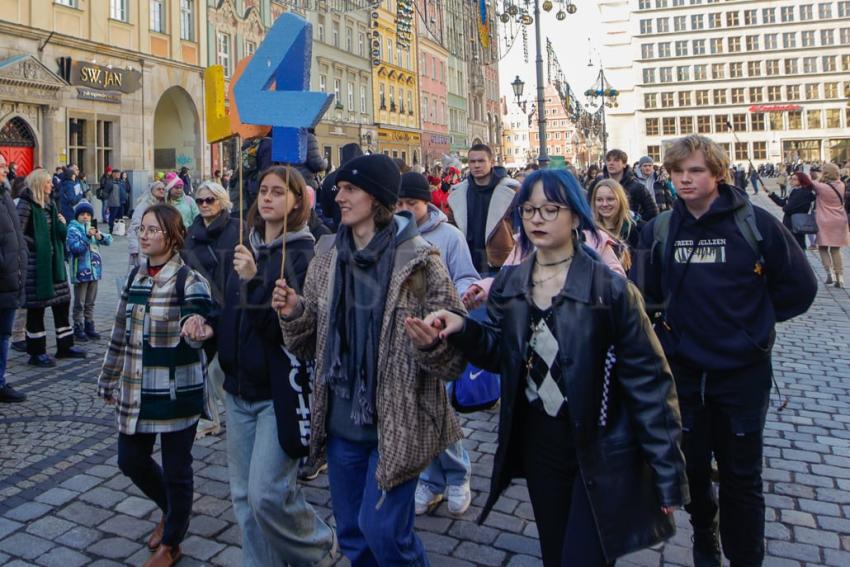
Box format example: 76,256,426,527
234,13,334,164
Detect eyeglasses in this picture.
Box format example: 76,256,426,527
518,204,570,222
195,197,217,206
136,225,164,237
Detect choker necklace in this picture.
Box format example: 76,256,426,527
532,256,573,285
536,255,573,267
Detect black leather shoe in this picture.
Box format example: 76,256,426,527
56,346,87,359
28,354,56,368
0,385,27,403
11,340,26,353
692,526,722,567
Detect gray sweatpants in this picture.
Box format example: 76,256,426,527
72,281,99,325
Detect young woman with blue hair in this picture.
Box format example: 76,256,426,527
405,169,689,566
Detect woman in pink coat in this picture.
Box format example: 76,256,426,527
813,164,848,288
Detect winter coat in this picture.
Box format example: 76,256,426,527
182,212,242,305
97,254,214,434
0,183,27,309
450,244,688,561
296,132,328,190
280,229,467,490
103,178,122,207
66,220,112,283
16,188,71,309
59,175,84,221
447,173,520,270
418,204,480,296
169,195,200,231
768,188,815,233
599,167,659,221
812,180,849,247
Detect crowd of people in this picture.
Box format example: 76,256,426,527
0,134,846,567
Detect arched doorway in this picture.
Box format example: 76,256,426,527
0,117,37,176
153,86,200,174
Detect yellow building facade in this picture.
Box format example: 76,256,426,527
0,0,206,195
370,0,421,165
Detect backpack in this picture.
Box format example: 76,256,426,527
124,264,190,306
448,306,500,413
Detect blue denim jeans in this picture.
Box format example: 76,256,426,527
0,307,16,388
326,435,429,567
419,440,471,494
225,393,336,567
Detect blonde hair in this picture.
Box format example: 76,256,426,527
821,163,840,182
663,135,730,183
195,181,233,213
24,169,52,207
591,179,633,237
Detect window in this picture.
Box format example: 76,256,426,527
713,89,726,104
639,0,651,8
767,86,782,101
68,117,87,170
784,59,798,75
332,22,339,48
747,61,761,77
662,117,677,135
659,42,671,57
675,41,688,57
347,82,354,111
751,112,765,131
841,1,850,16
781,6,794,22
727,12,739,27
787,85,800,100
680,116,693,133
110,0,127,21
693,40,706,55
697,115,712,133
657,18,669,33
643,68,656,83
730,63,743,78
56,0,77,5
800,4,814,20
714,115,727,133
378,83,385,108
677,66,690,81
819,2,832,18
824,55,837,72
711,63,725,79
766,60,780,76
641,44,654,59
398,88,404,112
696,90,710,105
151,0,165,32
826,109,841,128
769,112,784,130
659,67,673,83
731,88,745,104
804,57,818,73
644,93,658,108
422,98,428,122
674,16,687,31
360,84,367,113
782,32,796,49
740,9,755,25
734,142,748,161
825,82,839,98
640,19,652,34
762,8,776,23
646,118,659,136
764,34,778,50
346,26,353,52
806,84,819,100
647,145,661,162
408,92,413,115
822,29,835,46
320,74,327,93
802,30,816,47
180,0,194,41
749,87,763,102
728,37,741,52
694,64,707,80
385,39,392,63
710,38,723,54
691,14,704,29
807,109,822,129
97,120,113,173
389,85,395,110
844,54,850,71
745,35,759,51
661,92,674,107
216,32,231,77
333,79,341,107
753,142,767,160
359,33,365,57
709,13,721,28
841,28,850,44
679,91,692,106
788,111,802,129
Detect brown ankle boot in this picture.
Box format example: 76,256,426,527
142,544,182,567
146,517,165,550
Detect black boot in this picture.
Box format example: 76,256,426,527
84,320,101,340
692,524,722,567
56,346,87,359
73,323,88,342
0,384,27,403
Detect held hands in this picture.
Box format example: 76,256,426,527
461,284,487,310
403,310,465,349
233,244,258,281
181,314,214,342
271,279,299,318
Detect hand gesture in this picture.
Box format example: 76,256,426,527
181,314,214,342
404,310,465,348
57,213,66,224
233,244,257,282
88,227,97,237
271,279,299,318
462,284,488,310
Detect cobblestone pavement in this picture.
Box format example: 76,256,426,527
1,188,849,566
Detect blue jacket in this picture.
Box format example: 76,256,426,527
635,184,816,370
59,175,84,221
66,219,112,283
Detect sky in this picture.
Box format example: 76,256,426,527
497,1,603,109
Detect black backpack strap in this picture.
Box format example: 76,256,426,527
175,265,190,308
123,265,141,297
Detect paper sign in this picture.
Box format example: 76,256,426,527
228,56,271,140
204,65,233,143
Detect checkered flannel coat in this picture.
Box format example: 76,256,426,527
280,236,468,491
97,254,214,434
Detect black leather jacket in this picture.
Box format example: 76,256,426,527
450,244,688,561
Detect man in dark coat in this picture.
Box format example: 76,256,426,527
0,154,27,402
295,129,328,191
597,149,659,220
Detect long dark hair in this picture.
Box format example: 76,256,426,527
246,165,309,240
143,203,186,253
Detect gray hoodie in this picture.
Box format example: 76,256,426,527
417,204,480,296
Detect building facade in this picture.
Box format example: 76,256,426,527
0,0,206,194
631,0,850,164
501,96,532,168
417,0,450,171
528,84,579,166
371,0,421,165
446,0,469,157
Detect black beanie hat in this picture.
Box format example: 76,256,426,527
399,172,432,202
335,154,401,208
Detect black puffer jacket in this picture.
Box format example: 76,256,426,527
17,188,71,309
182,212,242,304
296,132,328,191
450,244,688,562
0,182,27,309
768,188,815,232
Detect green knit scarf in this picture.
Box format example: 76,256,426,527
31,201,67,300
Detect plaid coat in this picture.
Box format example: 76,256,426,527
280,235,467,491
97,254,214,434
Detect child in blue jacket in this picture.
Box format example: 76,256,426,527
66,200,111,341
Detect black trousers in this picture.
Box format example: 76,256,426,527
26,303,73,356
521,404,610,567
673,359,772,567
117,423,198,547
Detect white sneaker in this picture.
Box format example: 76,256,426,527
414,483,443,515
446,483,471,517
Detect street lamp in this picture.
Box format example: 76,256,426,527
584,67,619,156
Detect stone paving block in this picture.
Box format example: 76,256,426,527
186,514,228,537
453,541,506,565
86,465,119,479
448,521,499,544
494,532,541,557
481,510,526,533
191,495,231,517
0,532,55,560
114,496,158,518
57,501,114,527
217,524,242,547
781,509,816,528
55,525,102,550
825,548,850,566
34,545,89,567
59,474,103,493
506,554,542,567
126,546,155,565
818,515,850,534
79,487,126,509
419,531,459,555
211,545,242,566
25,515,76,540
620,547,661,566
426,554,475,567
87,536,143,559
4,502,52,522
34,487,78,507
195,464,230,483
794,526,840,549
98,513,155,540
767,541,821,563
180,534,225,561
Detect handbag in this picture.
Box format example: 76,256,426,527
448,305,500,413
790,200,819,235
